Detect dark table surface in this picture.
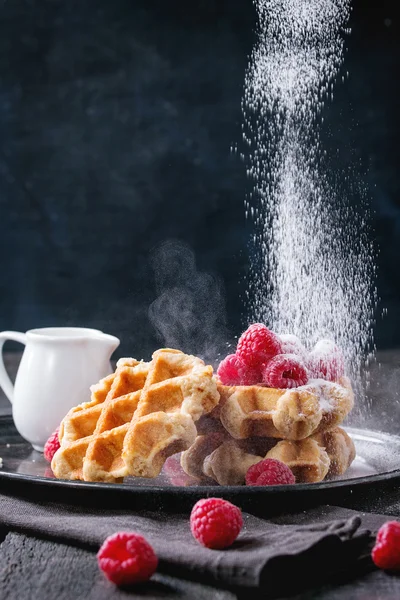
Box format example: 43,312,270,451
1,351,400,599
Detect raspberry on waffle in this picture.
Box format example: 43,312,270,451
236,323,282,367
262,353,308,388
52,350,220,482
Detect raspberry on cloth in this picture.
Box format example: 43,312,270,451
190,497,243,549
97,532,158,585
372,521,400,571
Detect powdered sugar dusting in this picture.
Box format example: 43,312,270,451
241,0,377,402
297,378,348,412
278,334,307,358
310,339,339,359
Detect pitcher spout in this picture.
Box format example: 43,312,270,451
89,332,120,360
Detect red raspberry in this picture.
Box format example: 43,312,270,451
308,339,345,382
245,458,295,486
43,427,60,462
236,324,282,368
262,354,308,388
190,498,243,549
44,467,56,479
372,521,400,571
97,532,158,586
217,354,261,386
163,455,198,486
278,334,307,359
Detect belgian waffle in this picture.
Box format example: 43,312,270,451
122,349,220,478
51,349,219,482
217,377,354,441
180,427,355,485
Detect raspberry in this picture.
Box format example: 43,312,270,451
308,339,345,382
217,354,261,386
163,455,196,486
44,427,60,462
372,521,400,571
97,532,158,586
278,334,307,359
190,498,243,549
44,467,56,479
236,324,282,368
245,458,295,486
262,354,308,388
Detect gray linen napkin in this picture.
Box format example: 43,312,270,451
0,493,376,594
0,532,236,600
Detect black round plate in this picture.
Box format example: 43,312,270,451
1,415,399,515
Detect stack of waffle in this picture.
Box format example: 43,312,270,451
52,347,356,485
180,378,356,485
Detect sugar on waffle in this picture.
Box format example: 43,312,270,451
181,427,355,485
51,349,219,482
217,377,354,441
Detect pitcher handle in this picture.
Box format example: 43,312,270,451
0,331,27,404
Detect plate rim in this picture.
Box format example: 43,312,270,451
1,416,400,495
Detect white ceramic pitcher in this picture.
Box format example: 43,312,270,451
0,327,120,451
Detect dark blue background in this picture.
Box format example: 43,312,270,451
0,0,398,358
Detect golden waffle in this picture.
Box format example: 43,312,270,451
122,349,220,478
312,427,356,476
180,432,227,480
218,377,354,441
195,411,226,435
59,358,140,445
204,440,270,486
266,438,330,483
266,428,355,482
52,358,150,481
180,427,355,485
52,349,220,482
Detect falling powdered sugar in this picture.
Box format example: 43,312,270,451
240,0,377,403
